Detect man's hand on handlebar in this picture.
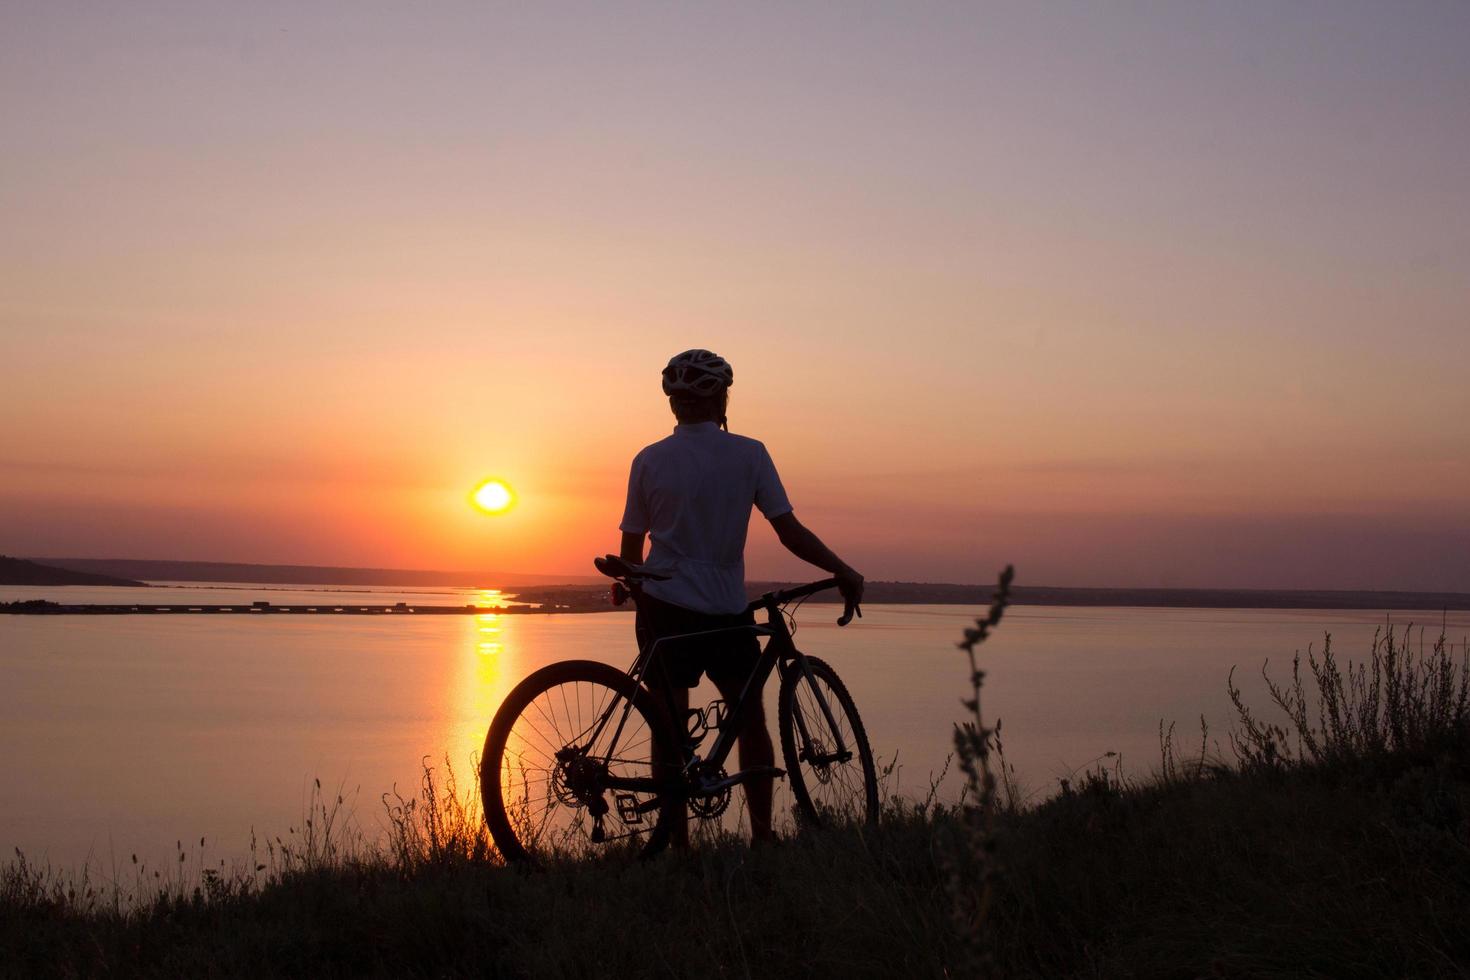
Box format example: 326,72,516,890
767,513,864,624
836,564,864,626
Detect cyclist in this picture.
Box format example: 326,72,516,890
618,348,865,845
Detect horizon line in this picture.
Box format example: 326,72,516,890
21,555,1470,598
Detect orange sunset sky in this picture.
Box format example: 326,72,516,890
2,4,1467,589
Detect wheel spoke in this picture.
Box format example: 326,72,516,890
783,662,875,828
486,672,674,861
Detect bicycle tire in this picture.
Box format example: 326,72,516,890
777,655,879,828
481,659,681,864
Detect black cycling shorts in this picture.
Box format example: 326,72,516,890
635,591,761,691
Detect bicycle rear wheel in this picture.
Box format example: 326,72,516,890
777,655,879,828
481,659,680,863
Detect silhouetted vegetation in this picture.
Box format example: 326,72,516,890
3,575,1468,978
965,617,1470,978
0,599,60,612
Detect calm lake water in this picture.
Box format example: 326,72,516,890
3,582,1466,872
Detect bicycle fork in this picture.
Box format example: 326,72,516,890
788,656,853,766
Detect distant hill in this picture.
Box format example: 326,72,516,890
28,558,601,588
0,556,146,587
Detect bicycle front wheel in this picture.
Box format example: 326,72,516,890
480,659,680,864
777,655,879,828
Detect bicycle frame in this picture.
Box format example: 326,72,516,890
577,583,853,802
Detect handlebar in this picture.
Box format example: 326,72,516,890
599,556,863,627
768,578,862,627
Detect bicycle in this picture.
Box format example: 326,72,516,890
479,555,879,863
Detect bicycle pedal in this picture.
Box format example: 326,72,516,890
615,793,644,825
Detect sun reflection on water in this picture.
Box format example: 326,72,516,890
474,590,509,656
444,598,521,786
477,612,501,655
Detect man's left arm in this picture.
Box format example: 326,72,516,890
769,512,864,606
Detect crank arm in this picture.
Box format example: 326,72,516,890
697,766,786,794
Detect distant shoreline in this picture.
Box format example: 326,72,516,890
6,579,1470,614
19,557,1469,610
26,557,603,588
785,582,1470,612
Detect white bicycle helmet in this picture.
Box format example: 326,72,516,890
661,349,734,397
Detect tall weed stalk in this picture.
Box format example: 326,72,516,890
945,564,1014,973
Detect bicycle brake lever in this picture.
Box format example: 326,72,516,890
836,602,861,627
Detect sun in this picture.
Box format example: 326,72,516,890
471,479,515,515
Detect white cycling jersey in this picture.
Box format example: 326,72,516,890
619,421,792,616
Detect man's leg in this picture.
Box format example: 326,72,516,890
712,674,776,843
638,604,693,849
648,667,691,849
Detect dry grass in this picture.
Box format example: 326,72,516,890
1230,621,1470,770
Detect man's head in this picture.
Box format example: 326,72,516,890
662,349,733,427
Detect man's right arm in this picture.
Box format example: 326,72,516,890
769,512,864,606
618,452,649,565
620,530,645,565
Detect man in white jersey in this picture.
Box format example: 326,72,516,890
618,349,865,845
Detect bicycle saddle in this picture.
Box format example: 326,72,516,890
593,555,671,582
